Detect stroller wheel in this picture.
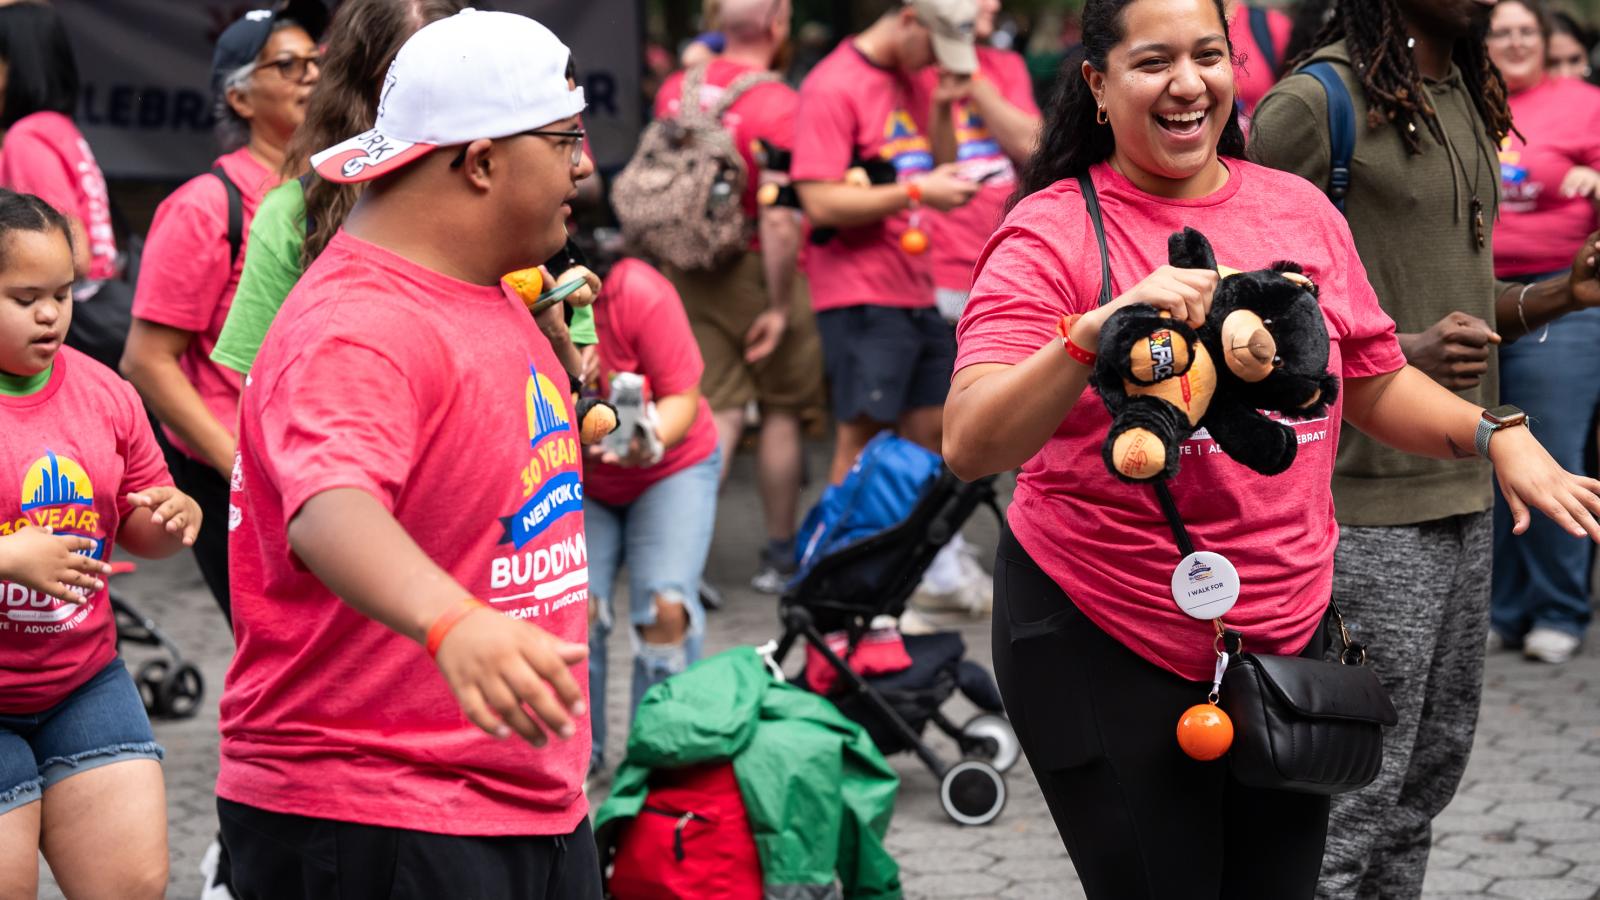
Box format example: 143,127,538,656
158,664,205,720
960,713,1021,773
939,760,1006,826
135,659,171,716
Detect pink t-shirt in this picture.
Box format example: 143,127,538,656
583,259,718,507
220,231,591,835
132,147,275,462
956,161,1405,681
0,349,171,713
1229,6,1292,117
656,58,798,235
912,46,1041,293
0,113,118,281
794,41,936,312
1493,77,1600,277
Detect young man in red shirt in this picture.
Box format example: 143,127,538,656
218,11,601,897
793,0,983,485
654,0,825,592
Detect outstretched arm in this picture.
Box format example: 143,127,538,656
1343,366,1600,539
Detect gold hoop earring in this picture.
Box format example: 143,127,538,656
1096,106,1109,125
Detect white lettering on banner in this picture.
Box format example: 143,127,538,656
58,0,642,179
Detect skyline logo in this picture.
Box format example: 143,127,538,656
20,451,93,512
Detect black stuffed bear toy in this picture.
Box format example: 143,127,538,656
1092,227,1340,483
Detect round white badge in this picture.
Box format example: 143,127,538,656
1170,551,1241,620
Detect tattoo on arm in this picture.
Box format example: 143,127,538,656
1447,435,1475,459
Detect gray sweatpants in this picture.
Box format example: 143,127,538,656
1317,510,1492,900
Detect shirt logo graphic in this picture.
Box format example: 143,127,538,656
21,451,93,511
879,109,934,177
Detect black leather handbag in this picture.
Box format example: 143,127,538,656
1218,609,1399,795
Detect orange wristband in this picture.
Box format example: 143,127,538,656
905,180,922,207
426,597,488,659
1057,314,1097,367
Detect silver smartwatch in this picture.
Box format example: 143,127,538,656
1475,404,1528,459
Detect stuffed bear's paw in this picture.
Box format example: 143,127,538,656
575,398,619,445
1110,427,1169,481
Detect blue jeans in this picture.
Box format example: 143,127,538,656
0,657,164,815
585,447,720,766
1491,301,1600,641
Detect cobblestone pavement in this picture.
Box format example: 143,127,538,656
32,447,1600,899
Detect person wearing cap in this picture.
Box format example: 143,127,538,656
792,0,983,487
119,1,324,626
218,11,601,896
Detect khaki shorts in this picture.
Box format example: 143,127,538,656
667,251,825,414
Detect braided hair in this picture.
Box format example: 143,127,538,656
1289,0,1512,153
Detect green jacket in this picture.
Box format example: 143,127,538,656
594,648,903,900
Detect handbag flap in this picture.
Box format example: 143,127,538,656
1240,654,1399,726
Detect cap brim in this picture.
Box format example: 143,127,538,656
931,32,977,74
311,129,436,183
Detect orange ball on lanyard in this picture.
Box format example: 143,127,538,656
1176,702,1233,761
900,227,929,255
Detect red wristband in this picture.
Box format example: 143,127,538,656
1057,314,1097,367
905,180,922,207
426,597,488,659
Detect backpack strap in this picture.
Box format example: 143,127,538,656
1298,61,1356,215
210,166,244,267
710,69,781,120
679,63,712,126
1076,172,1113,307
297,172,317,238
1247,7,1279,75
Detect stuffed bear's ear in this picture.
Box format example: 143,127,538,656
1167,227,1216,271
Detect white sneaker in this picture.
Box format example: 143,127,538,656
199,838,235,900
910,539,992,620
1524,627,1580,664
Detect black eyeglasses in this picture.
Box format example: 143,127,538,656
448,127,587,169
253,53,321,85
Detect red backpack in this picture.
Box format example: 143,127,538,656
607,762,763,900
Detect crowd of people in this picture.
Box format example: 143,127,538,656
1,0,1600,896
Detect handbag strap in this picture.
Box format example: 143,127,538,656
1075,170,1365,664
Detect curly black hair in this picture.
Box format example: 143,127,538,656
1288,0,1513,154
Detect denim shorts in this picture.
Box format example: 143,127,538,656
0,657,164,815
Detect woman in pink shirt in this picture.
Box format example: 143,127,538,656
0,5,124,369
1486,0,1600,663
942,0,1600,892
120,4,322,624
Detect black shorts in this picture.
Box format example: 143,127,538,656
815,305,955,423
218,797,603,900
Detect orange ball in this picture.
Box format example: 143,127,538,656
900,227,929,256
757,182,781,206
1176,702,1234,761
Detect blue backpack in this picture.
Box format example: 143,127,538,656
1296,60,1357,215
792,433,943,584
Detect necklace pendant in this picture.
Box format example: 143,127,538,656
1472,198,1486,249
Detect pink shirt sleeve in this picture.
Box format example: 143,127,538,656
955,221,1085,373
259,339,423,525
621,265,705,396
792,82,857,182
132,176,232,333
1322,225,1406,379
746,84,799,154
0,125,78,221
114,379,175,521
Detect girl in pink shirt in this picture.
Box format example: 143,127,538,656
0,190,200,900
943,0,1600,893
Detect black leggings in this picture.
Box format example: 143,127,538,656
992,524,1330,900
165,449,231,625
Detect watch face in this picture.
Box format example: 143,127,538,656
1485,405,1526,427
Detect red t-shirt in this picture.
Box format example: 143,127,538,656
912,46,1041,293
583,259,718,507
656,59,797,234
0,112,118,281
1229,6,1292,118
220,231,591,835
132,147,275,462
793,41,936,312
1493,77,1600,277
0,349,171,713
956,161,1406,682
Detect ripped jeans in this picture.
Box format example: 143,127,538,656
585,448,720,769
0,657,164,815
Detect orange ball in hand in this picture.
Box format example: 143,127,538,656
1176,702,1233,761
900,227,929,256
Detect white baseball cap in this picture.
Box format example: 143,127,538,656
311,9,586,183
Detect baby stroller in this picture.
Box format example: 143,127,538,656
108,561,205,719
770,436,1020,826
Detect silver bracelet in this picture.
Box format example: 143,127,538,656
1514,282,1550,344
